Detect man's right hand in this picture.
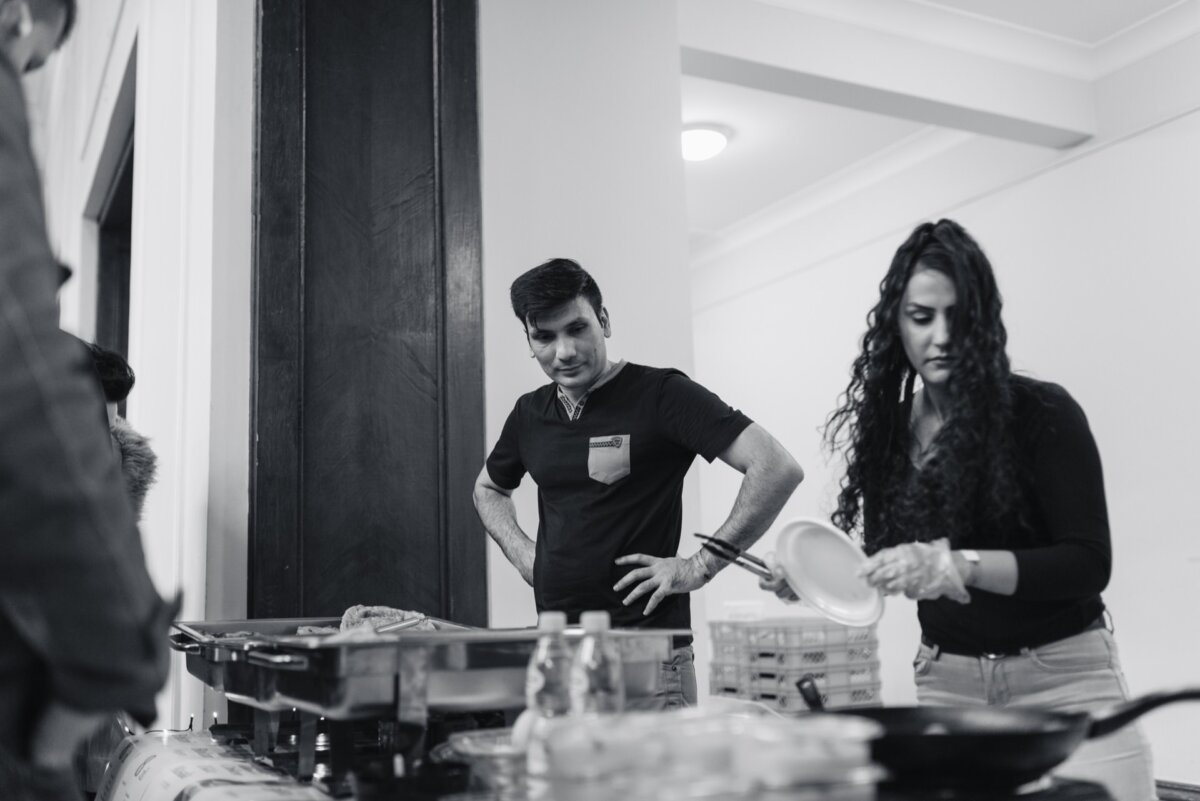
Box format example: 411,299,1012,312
507,537,536,586
472,467,536,586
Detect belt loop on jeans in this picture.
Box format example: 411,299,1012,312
919,635,942,660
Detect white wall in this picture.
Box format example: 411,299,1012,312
478,1,702,630
33,0,254,729
690,56,1200,787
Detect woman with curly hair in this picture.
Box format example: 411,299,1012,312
819,219,1154,799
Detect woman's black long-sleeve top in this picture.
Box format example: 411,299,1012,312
919,376,1112,655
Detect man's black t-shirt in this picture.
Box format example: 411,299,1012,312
485,363,752,634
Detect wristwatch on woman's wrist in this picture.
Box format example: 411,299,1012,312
956,549,981,586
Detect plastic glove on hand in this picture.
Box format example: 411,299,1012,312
857,538,970,604
758,551,799,603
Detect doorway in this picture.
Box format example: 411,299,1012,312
94,135,134,413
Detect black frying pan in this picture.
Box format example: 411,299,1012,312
796,675,1200,790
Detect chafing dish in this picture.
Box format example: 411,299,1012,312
170,618,677,724
169,617,348,710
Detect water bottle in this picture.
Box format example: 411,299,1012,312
523,610,572,776
568,610,625,714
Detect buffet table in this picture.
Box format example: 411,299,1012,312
155,617,1118,801
97,726,1114,801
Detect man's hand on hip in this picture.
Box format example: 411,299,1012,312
613,553,708,616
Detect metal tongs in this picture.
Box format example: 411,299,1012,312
695,533,774,580
375,615,427,634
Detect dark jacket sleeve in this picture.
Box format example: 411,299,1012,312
0,59,170,726
1011,384,1113,600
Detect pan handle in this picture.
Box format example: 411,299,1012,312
246,651,311,671
1088,687,1200,738
795,674,827,711
168,634,201,655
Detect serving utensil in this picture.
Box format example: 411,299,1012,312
695,533,774,581
375,615,428,634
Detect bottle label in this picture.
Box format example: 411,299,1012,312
568,667,588,706
526,666,546,704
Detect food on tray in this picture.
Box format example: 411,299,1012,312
339,604,435,632
207,607,436,640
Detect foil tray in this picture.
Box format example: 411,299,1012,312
170,617,678,722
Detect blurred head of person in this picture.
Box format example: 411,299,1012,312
825,219,1019,553
86,342,135,425
82,340,157,519
0,0,75,75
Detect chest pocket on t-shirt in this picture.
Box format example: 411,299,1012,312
588,435,631,485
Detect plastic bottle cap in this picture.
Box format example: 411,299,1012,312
537,611,567,632
579,611,611,633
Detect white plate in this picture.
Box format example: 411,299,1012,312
775,518,884,627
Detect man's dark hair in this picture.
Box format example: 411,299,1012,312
87,342,135,403
509,258,603,330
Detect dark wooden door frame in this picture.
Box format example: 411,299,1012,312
95,133,134,418
249,0,486,625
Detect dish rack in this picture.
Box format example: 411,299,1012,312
708,617,882,712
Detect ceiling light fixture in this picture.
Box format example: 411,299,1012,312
681,124,732,162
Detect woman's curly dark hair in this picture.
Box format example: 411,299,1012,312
825,219,1019,553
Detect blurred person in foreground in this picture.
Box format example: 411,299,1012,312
767,219,1153,799
1,1,173,799
474,258,804,709
71,342,159,795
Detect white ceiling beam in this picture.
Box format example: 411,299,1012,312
679,0,1097,149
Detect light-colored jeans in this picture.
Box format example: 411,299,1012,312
914,625,1157,801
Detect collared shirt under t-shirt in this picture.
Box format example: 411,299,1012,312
486,363,752,635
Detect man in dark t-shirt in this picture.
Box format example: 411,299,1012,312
474,258,804,707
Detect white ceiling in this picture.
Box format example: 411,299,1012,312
681,0,1191,252
916,0,1185,45
682,76,925,248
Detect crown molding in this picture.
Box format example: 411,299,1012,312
1093,0,1200,77
749,0,1095,78
740,0,1200,81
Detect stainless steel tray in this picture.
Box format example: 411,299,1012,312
171,617,350,710
171,618,679,722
